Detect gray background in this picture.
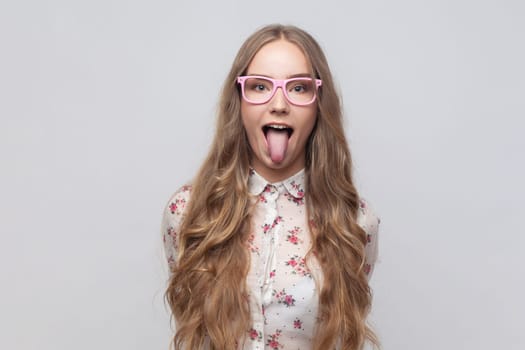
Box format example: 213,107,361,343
1,0,524,349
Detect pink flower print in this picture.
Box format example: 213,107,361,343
285,255,312,277
293,318,303,329
169,196,187,214
288,234,299,244
262,216,283,234
286,226,303,245
284,294,295,307
249,329,257,340
262,223,271,234
271,216,283,229
290,180,304,194
364,263,371,275
269,269,276,279
166,226,176,238
286,257,298,267
284,192,305,205
248,328,262,342
273,288,296,307
164,226,178,264
266,329,283,349
246,233,259,254
273,288,284,299
261,185,274,200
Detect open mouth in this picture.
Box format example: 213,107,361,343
262,124,294,137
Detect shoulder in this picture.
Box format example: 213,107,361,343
164,184,193,219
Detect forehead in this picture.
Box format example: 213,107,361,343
246,39,311,78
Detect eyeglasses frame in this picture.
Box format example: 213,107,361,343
237,75,323,106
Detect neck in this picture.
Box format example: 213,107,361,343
250,161,304,183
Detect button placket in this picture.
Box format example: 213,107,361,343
260,184,280,307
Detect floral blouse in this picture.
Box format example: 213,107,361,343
162,169,380,350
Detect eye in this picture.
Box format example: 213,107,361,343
288,80,312,94
293,84,306,92
246,78,272,93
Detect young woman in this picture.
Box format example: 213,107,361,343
162,24,380,350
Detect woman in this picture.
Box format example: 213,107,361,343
162,24,380,350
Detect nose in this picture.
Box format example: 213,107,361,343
269,86,290,115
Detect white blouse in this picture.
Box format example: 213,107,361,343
162,169,380,350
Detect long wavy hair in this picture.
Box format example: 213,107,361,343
165,24,378,350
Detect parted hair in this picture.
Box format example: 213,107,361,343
165,24,378,350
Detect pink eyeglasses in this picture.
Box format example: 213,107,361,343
237,75,322,106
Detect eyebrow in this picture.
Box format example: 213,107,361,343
246,73,312,79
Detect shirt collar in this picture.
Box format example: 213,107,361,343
248,168,306,199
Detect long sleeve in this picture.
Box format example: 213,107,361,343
356,198,381,279
161,185,192,270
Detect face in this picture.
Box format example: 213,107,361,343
240,39,318,182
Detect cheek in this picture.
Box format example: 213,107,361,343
240,105,252,135
240,103,263,136
302,110,318,138
240,101,249,124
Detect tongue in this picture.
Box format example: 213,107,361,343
266,129,289,163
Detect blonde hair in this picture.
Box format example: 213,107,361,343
165,24,378,350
